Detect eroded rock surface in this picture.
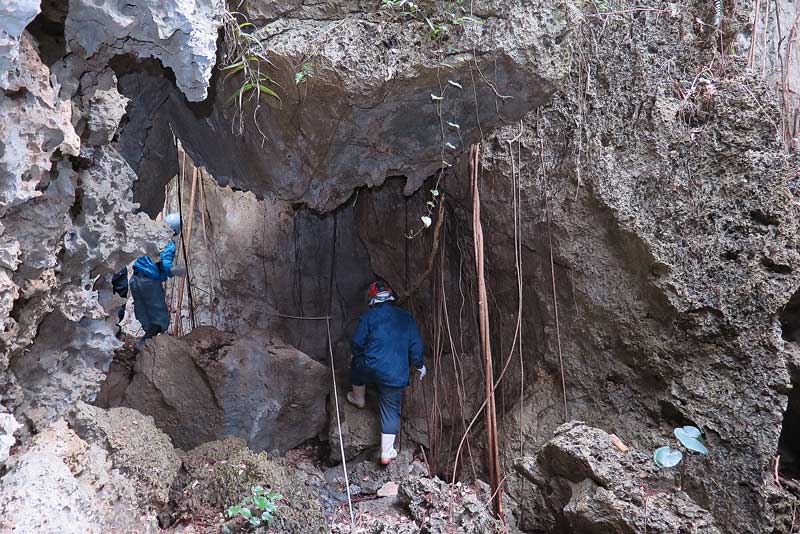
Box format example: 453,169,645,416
0,420,158,534
65,0,223,101
516,422,721,534
69,401,181,508
119,327,329,452
120,0,570,212
0,0,40,89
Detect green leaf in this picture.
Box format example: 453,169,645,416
677,426,701,438
221,59,246,70
249,517,261,527
226,505,242,517
674,427,708,455
256,84,282,105
421,216,432,228
252,485,265,495
253,495,269,509
653,446,683,468
261,511,273,521
240,507,252,519
267,492,284,501
263,502,277,513
431,189,439,196
427,201,435,207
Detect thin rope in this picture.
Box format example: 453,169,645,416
327,316,356,531
277,311,355,530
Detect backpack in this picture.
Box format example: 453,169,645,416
111,267,129,298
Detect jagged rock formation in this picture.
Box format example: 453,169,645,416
516,422,721,533
0,27,168,436
64,0,223,102
0,419,160,533
0,0,40,88
118,0,571,212
110,327,330,453
69,402,181,508
2,0,800,532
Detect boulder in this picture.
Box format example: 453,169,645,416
515,422,722,534
69,402,181,508
123,327,330,452
0,420,158,534
327,377,381,463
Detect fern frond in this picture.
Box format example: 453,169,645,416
714,0,723,28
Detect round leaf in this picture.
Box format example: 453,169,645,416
253,495,269,509
421,216,432,228
240,507,252,519
677,426,701,438
674,428,709,455
654,446,683,468
249,517,261,526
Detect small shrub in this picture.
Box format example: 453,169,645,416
225,485,283,530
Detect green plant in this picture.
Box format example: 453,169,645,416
221,10,282,140
294,62,315,85
653,426,710,489
225,485,283,529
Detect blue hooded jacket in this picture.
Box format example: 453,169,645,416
132,240,176,281
351,302,425,388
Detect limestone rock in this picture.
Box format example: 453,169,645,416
516,422,722,534
122,327,330,452
69,402,181,508
328,377,381,463
0,410,21,463
0,32,79,215
399,476,507,534
120,0,571,211
0,420,158,534
0,0,40,89
77,69,131,146
65,0,224,101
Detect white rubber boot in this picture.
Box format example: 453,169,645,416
346,385,366,409
380,433,398,465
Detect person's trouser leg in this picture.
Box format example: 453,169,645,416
147,277,170,334
130,273,152,334
130,273,169,350
377,385,403,464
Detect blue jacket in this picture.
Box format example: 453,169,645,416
351,302,424,387
132,240,176,281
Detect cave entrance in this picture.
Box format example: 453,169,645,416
779,386,800,481
779,287,800,342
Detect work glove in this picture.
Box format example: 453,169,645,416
171,266,187,277
417,365,427,381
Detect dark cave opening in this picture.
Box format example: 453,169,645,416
779,385,800,480
780,288,800,342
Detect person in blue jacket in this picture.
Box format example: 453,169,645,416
130,213,184,351
347,279,426,464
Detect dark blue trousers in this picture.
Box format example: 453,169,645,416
351,366,404,435
129,271,170,338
